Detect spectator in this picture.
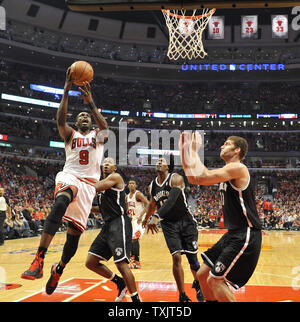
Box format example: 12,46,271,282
11,210,25,238
21,205,39,236
4,212,15,240
15,208,31,238
0,187,12,245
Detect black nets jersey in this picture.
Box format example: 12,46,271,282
219,170,262,230
150,173,192,222
97,185,127,223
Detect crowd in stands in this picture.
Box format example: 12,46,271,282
1,144,298,170
1,60,300,115
1,111,299,156
0,155,103,240
189,172,300,231
1,19,299,66
1,153,299,241
260,175,300,230
0,57,299,241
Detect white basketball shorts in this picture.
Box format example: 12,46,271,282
55,171,96,232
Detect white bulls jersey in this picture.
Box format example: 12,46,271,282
127,191,146,240
63,129,104,182
127,191,144,219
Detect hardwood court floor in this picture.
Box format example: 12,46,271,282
1,228,300,302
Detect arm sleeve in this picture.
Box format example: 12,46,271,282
156,187,182,219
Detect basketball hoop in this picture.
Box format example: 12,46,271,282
162,8,216,60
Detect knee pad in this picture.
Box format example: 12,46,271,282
43,194,70,235
61,233,80,264
186,253,200,272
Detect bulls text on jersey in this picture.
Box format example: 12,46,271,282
71,137,96,149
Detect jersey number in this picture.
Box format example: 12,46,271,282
128,208,135,217
79,150,89,165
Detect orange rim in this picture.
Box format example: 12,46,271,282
162,8,216,20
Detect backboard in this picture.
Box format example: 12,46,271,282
66,0,300,12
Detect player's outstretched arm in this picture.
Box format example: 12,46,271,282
143,197,158,234
94,173,122,192
57,67,74,142
79,81,108,132
179,131,245,186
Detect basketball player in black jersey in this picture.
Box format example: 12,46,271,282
179,132,262,302
143,157,204,302
85,157,140,302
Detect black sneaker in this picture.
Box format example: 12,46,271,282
179,292,192,302
192,280,205,302
131,293,141,302
45,263,62,295
21,252,44,280
115,278,127,302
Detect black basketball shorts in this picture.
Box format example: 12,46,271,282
161,215,199,255
201,227,262,289
88,215,132,263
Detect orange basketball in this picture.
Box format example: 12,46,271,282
70,60,94,86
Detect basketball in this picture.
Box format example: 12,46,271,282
70,60,94,86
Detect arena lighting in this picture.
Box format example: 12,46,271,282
279,114,298,119
137,148,180,156
49,141,65,148
145,112,253,119
219,114,252,118
0,143,11,147
120,111,130,116
1,93,60,108
2,92,297,120
101,109,119,115
30,84,80,97
257,113,298,119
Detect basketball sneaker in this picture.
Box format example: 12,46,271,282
179,292,192,302
132,261,141,269
21,252,44,280
192,280,205,302
45,263,62,295
115,278,127,302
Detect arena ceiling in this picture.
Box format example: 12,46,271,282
34,0,292,25
1,0,299,82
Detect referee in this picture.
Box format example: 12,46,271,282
0,188,11,246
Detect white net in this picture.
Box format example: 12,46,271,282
162,8,216,60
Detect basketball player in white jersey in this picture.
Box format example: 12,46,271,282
126,180,149,269
21,67,108,296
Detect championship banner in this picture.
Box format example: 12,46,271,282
241,15,258,39
0,6,6,31
208,16,224,39
272,15,288,38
